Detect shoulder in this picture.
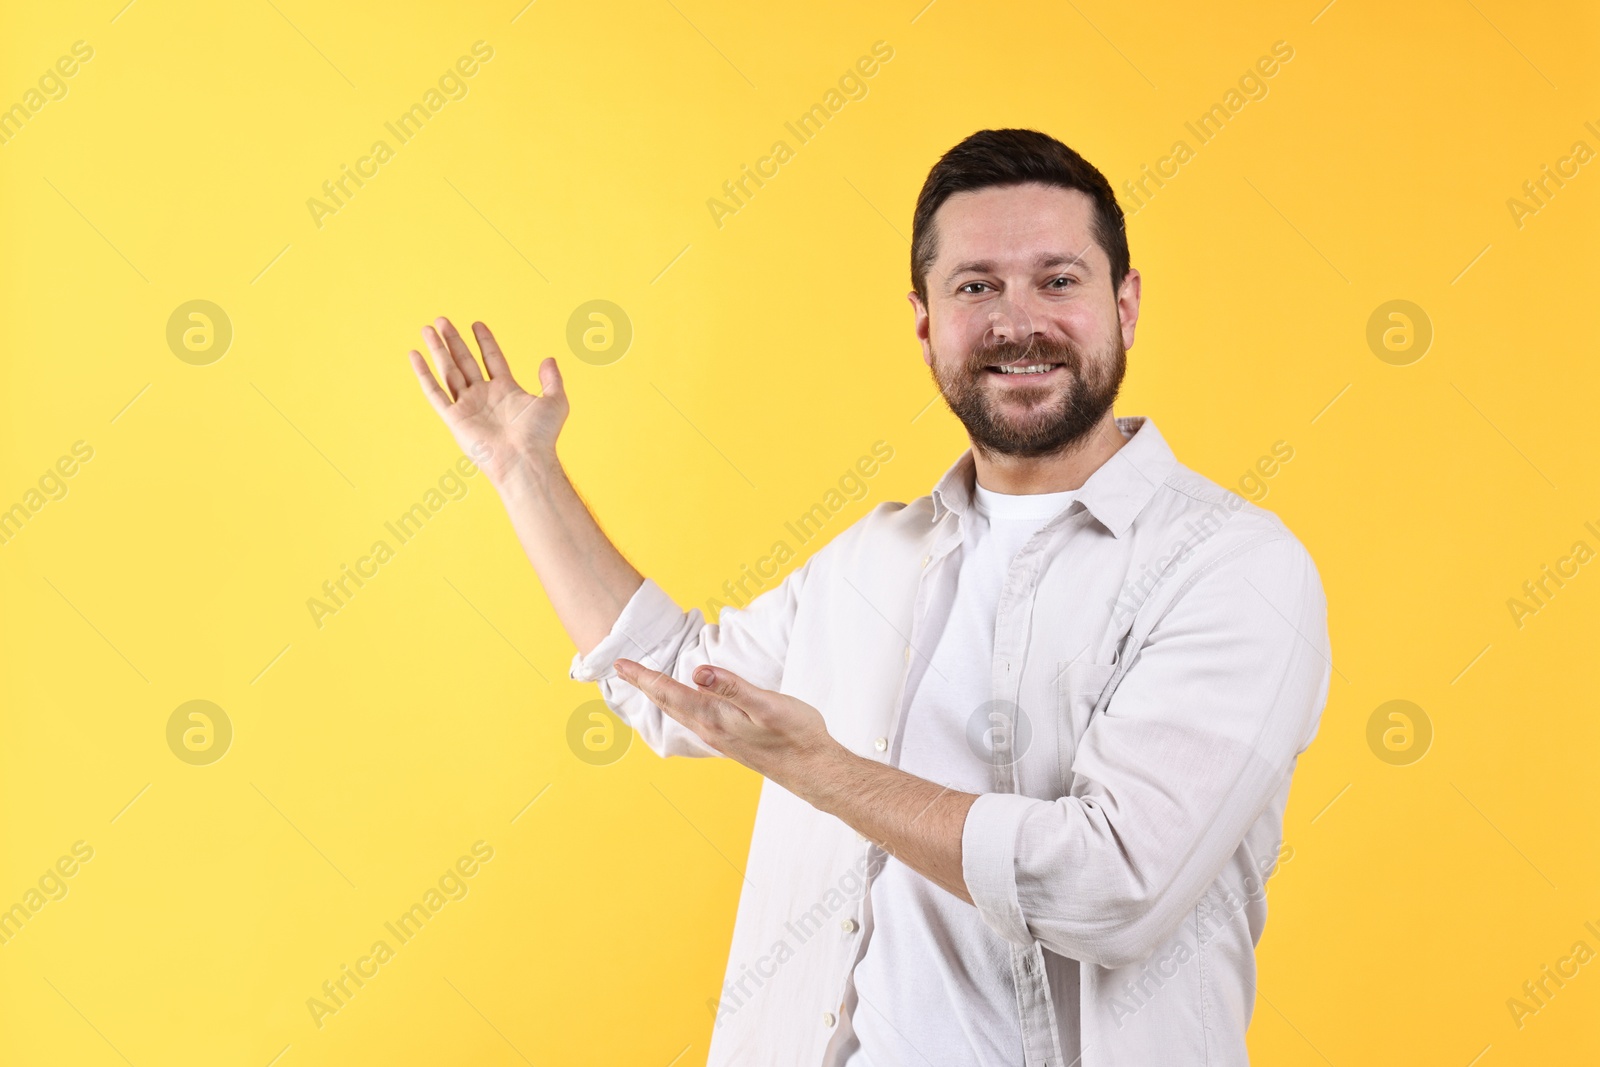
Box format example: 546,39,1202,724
804,496,933,564
1131,459,1326,619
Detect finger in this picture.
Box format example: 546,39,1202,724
692,665,759,711
471,321,515,382
437,317,485,384
615,659,721,727
408,349,452,417
508,357,569,432
421,324,467,400
536,356,566,401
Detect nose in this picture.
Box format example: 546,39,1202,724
984,290,1046,347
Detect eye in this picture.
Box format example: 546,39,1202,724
1047,275,1075,289
959,281,992,294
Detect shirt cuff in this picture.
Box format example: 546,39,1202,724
567,577,689,684
962,790,1042,947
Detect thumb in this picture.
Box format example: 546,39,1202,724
537,356,565,400
693,664,756,706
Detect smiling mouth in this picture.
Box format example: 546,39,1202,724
985,363,1063,377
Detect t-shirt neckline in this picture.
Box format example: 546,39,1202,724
971,481,1080,521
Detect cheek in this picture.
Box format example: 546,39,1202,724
1058,304,1110,341
1061,311,1124,361
931,308,988,353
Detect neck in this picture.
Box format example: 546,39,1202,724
971,412,1129,494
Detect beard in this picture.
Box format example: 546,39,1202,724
929,330,1127,459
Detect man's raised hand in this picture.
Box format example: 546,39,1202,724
408,316,568,486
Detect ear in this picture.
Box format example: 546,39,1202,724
907,291,934,368
1115,267,1142,352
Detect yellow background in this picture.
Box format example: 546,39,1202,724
3,0,1597,1063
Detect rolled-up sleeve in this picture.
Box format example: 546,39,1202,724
962,534,1331,968
568,558,815,759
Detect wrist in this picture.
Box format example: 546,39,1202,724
781,737,862,813
488,446,561,499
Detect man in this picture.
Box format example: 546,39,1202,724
407,127,1331,1066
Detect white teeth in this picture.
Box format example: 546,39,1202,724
995,363,1055,374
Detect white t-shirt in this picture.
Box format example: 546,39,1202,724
840,480,1082,1066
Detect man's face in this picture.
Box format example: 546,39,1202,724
910,182,1140,458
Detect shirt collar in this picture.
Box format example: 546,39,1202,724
929,415,1176,538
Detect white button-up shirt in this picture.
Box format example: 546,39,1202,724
569,415,1332,1066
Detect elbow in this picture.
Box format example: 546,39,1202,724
1083,923,1164,971
1041,924,1162,971
1033,896,1168,971
970,798,1172,969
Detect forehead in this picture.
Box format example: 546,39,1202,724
931,182,1102,273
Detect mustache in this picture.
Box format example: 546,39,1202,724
967,336,1083,374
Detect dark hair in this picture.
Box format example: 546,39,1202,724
910,128,1130,305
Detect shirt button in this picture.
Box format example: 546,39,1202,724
921,554,931,568
902,645,912,663
873,736,887,752
841,918,858,934
822,1011,837,1027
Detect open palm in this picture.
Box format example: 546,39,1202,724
407,317,567,485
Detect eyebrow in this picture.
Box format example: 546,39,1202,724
947,251,1094,278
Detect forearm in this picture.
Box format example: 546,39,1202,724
492,454,645,658
789,744,979,904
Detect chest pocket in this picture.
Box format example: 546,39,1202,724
1055,659,1119,795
